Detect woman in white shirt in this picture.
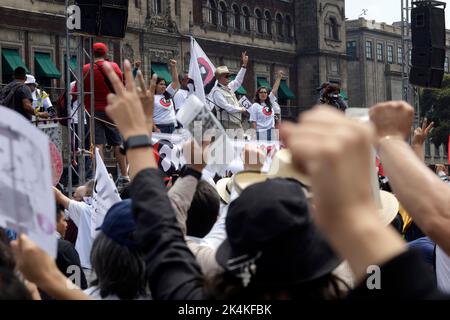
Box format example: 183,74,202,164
153,60,179,134
249,71,283,141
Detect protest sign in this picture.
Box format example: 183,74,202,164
0,106,56,257
239,96,253,110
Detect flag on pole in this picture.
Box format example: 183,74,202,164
188,37,216,105
91,148,121,237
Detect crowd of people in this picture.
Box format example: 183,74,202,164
0,42,450,301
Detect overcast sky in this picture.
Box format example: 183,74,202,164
346,0,450,26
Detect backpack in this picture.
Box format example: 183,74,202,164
0,82,24,109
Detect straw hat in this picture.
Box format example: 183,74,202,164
216,177,233,204
215,66,231,77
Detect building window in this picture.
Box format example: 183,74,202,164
134,0,140,9
231,4,240,30
397,47,403,64
347,41,357,60
445,57,449,73
255,9,263,34
265,11,272,35
205,0,218,25
376,43,384,62
365,41,373,60
218,1,227,28
153,0,162,14
285,15,292,38
175,0,180,16
327,17,339,40
276,13,283,37
242,6,251,32
387,45,394,64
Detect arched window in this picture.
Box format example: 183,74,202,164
255,9,263,34
207,0,218,25
276,13,283,37
218,1,227,28
285,15,293,38
265,11,272,35
327,17,339,40
242,6,251,32
232,4,240,30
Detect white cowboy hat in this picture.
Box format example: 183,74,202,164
215,66,231,77
24,74,37,85
216,177,233,204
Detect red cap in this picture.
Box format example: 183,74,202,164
93,42,108,55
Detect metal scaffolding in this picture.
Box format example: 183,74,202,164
64,0,96,196
401,0,420,128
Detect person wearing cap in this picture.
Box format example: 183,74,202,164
0,66,42,121
80,42,129,188
318,83,348,111
208,52,249,130
24,74,54,120
85,199,150,300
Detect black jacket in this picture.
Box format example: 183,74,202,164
131,168,448,300
56,238,88,290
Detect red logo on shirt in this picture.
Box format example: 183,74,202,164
262,106,272,116
160,98,172,108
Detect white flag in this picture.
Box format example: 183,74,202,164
188,37,216,104
0,106,57,257
91,148,121,237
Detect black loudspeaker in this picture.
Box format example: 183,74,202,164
410,3,446,88
411,5,446,48
75,0,129,38
98,0,129,38
75,0,101,35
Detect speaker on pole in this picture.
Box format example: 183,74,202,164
74,0,129,39
409,1,446,88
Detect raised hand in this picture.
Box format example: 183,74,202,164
136,71,157,134
369,101,414,144
169,59,177,69
276,70,284,79
103,59,148,140
241,51,249,67
412,118,434,147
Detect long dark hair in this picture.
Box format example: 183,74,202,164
204,270,349,300
254,86,273,112
90,232,148,299
155,77,172,101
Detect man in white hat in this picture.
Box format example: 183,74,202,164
208,52,249,130
25,74,53,119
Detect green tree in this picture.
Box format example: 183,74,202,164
419,74,450,149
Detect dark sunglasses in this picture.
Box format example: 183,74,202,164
224,74,230,79
259,91,268,94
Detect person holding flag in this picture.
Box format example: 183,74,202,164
208,52,249,130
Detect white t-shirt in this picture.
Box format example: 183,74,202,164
173,89,189,111
65,199,94,269
153,84,176,125
436,245,450,293
249,93,277,131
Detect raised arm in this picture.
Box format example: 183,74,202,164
169,59,179,91
228,51,248,93
411,118,434,162
271,70,283,97
369,101,450,256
